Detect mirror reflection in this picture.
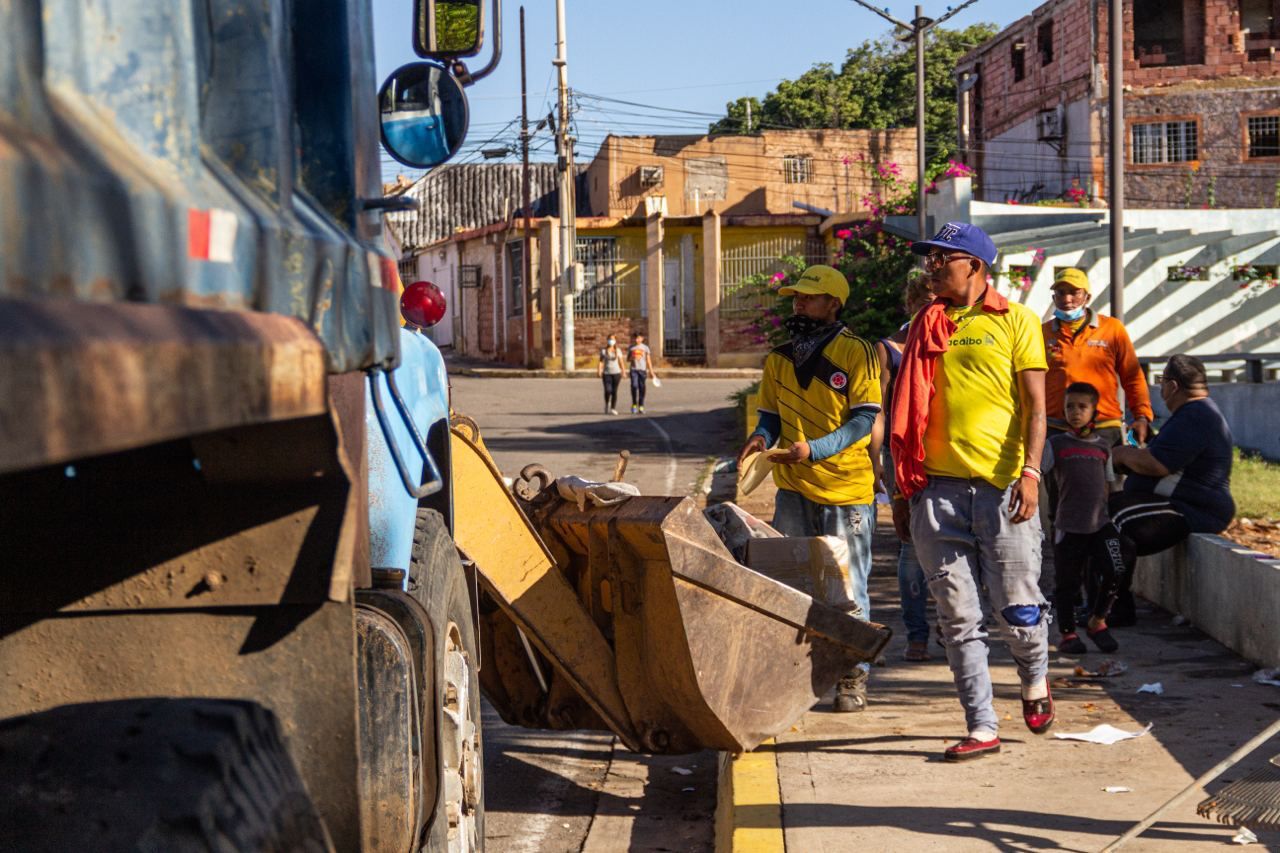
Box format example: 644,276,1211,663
435,0,482,55
379,63,470,169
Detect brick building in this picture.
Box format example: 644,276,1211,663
957,0,1280,208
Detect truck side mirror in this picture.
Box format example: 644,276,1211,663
414,0,484,58
379,62,470,169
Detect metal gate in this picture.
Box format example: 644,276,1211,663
720,236,827,317
663,235,704,358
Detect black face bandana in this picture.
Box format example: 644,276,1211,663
786,316,844,383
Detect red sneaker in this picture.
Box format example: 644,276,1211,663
944,736,1001,762
1022,685,1055,734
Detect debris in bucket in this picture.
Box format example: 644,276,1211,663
1053,723,1153,745
1171,614,1189,626
672,766,693,776
1074,659,1128,678
1102,786,1133,793
1253,668,1280,688
682,787,696,793
1137,682,1165,695
1232,827,1258,845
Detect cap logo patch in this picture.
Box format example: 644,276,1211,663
830,371,848,390
937,222,962,242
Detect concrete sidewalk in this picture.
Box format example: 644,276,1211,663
726,481,1280,851
443,352,761,380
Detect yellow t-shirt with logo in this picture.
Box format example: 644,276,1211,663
923,301,1047,488
758,329,882,505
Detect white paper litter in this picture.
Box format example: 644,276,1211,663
1253,667,1280,688
681,786,696,793
672,766,693,776
1053,723,1153,745
1102,786,1132,794
1137,682,1165,695
1232,827,1258,845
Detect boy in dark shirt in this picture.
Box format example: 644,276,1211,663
1042,383,1135,653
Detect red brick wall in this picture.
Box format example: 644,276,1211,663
719,314,772,355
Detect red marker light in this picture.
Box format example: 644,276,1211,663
400,280,447,328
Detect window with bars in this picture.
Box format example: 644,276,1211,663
459,264,481,289
1131,120,1198,164
782,155,813,184
1247,115,1280,158
397,256,417,285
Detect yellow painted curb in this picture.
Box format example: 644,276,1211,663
714,740,785,852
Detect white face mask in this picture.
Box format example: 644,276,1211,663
607,339,616,347
1054,306,1086,322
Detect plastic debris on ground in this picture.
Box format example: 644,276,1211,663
672,766,693,776
1137,682,1165,695
1074,659,1129,678
1102,786,1132,793
1232,827,1259,845
1253,668,1280,688
554,476,641,511
1171,614,1190,626
1053,723,1153,745
703,501,781,563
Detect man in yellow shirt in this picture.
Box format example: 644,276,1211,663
738,265,882,712
889,222,1051,761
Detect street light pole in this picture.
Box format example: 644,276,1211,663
520,6,534,367
1109,0,1125,321
847,0,982,239
554,0,576,372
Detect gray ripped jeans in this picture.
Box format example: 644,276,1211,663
909,476,1049,733
772,489,875,673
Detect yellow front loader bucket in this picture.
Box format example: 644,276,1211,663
449,424,890,755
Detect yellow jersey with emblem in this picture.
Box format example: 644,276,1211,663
923,301,1047,488
758,329,882,505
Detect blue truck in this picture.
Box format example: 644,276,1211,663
0,1,888,849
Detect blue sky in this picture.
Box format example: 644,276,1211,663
374,0,1028,180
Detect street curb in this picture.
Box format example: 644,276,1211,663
714,741,785,853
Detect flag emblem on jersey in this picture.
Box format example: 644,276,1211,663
830,371,848,390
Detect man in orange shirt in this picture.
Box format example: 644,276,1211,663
1043,268,1153,447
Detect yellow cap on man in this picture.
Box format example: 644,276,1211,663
1052,267,1091,293
779,265,850,304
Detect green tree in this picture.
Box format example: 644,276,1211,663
711,24,998,169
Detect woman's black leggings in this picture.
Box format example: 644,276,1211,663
602,373,621,408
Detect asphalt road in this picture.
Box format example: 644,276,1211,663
450,374,749,853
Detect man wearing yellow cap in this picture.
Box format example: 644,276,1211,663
736,264,882,712
1043,267,1152,624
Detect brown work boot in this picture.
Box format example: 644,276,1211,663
833,669,868,713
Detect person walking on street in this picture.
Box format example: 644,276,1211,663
597,335,623,415
627,332,658,414
1043,382,1134,655
870,274,934,661
1111,355,1235,557
737,264,882,712
890,222,1051,761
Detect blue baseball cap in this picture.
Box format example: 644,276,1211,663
911,222,998,267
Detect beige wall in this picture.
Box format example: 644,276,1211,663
585,130,918,220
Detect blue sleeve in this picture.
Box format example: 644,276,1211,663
751,411,781,447
1147,406,1202,474
807,408,878,461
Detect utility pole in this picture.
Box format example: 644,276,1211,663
554,0,576,372
1109,0,1125,321
520,6,534,367
847,0,982,238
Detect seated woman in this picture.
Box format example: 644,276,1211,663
1109,354,1235,554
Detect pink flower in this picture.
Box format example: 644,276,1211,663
835,229,852,240
769,271,786,283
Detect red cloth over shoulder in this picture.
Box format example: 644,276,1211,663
890,287,1008,498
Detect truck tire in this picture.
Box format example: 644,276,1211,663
0,697,332,852
409,508,485,853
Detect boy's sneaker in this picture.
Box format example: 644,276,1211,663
631,404,638,414
1058,632,1086,654
638,405,645,413
1087,625,1119,652
833,670,867,713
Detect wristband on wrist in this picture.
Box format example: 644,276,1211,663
1021,465,1042,482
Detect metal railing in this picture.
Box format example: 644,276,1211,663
572,246,645,319
719,236,827,317
1137,352,1280,384
664,327,705,358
